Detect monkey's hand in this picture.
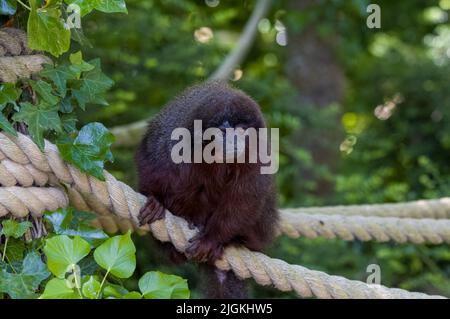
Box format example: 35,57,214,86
186,233,224,264
138,196,165,226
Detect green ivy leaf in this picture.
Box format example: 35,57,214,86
0,251,50,299
64,0,97,17
44,208,108,247
0,105,17,136
64,0,127,16
22,251,51,288
138,271,190,299
39,278,81,299
1,220,32,238
29,79,60,106
61,113,78,132
60,97,74,113
103,283,129,299
71,27,93,48
95,0,127,14
43,235,91,278
69,209,96,226
57,122,115,180
4,238,25,262
123,291,142,299
13,102,62,150
93,231,136,279
0,83,21,105
72,59,113,109
0,0,16,15
27,0,71,57
40,64,78,97
69,51,95,76
81,276,101,299
0,270,38,299
0,83,21,135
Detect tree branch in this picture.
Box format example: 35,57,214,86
210,0,272,80
110,0,272,147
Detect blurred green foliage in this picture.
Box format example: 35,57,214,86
73,0,449,297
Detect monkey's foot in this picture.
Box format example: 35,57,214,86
138,196,165,226
185,234,224,263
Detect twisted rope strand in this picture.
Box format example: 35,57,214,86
283,198,450,219
2,178,449,245
278,213,450,244
1,132,450,245
0,186,68,217
0,132,446,298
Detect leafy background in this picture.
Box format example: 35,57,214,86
1,0,450,298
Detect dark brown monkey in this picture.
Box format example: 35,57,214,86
136,81,278,298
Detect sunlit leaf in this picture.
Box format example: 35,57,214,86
69,51,95,75
95,0,127,14
27,0,71,57
103,283,129,299
93,231,136,278
138,271,190,299
81,276,101,299
64,0,127,16
123,291,142,299
43,235,91,278
39,278,81,299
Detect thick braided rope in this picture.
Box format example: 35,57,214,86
0,133,446,298
153,211,444,298
0,186,68,218
278,213,450,244
2,177,450,245
1,132,450,245
283,198,450,219
1,134,449,223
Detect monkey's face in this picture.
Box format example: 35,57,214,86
192,92,266,163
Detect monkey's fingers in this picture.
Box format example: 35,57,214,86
138,196,165,226
186,237,224,264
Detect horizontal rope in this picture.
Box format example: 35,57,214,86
0,187,444,298
153,211,444,299
0,186,67,218
0,55,51,83
0,132,445,298
283,198,450,219
1,132,450,246
278,213,450,244
0,170,450,244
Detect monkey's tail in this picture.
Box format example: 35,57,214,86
200,265,248,299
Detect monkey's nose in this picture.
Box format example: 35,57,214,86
219,120,232,132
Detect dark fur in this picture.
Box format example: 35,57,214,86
136,81,278,298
